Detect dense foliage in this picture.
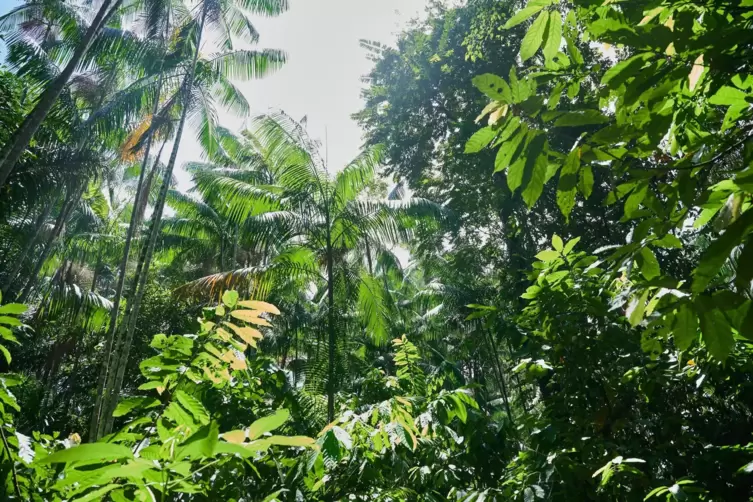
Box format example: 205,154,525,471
1,0,753,500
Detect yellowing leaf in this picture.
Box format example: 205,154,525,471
223,430,247,444
689,54,705,92
237,300,281,315
231,310,273,327
266,435,317,448
224,322,263,347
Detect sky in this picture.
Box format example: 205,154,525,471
0,0,429,187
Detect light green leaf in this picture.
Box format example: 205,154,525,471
0,304,26,315
503,1,550,29
653,234,683,249
222,290,239,309
72,484,120,502
709,86,749,106
113,397,160,417
542,11,562,63
563,237,581,255
522,152,549,208
175,391,210,425
495,128,527,174
35,443,133,465
601,53,654,88
520,10,549,62
248,409,290,440
552,235,564,251
465,127,497,154
536,250,560,262
472,74,512,103
176,422,220,460
628,290,650,327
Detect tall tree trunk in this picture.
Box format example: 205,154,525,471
89,71,165,440
19,185,82,302
1,198,56,294
326,240,336,422
99,8,207,437
0,0,121,191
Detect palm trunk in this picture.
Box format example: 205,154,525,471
326,240,336,422
0,0,121,191
1,198,56,294
100,8,207,437
19,185,82,302
89,70,165,441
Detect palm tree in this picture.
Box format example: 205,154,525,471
180,112,445,420
0,0,126,190
91,0,289,438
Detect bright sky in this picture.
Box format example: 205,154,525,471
174,0,428,188
0,0,429,187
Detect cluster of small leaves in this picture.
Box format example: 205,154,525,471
466,0,753,363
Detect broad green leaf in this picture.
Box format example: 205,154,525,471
624,184,648,219
495,127,527,174
672,303,698,351
0,316,21,327
175,422,220,460
0,345,10,365
557,148,580,220
465,127,497,154
503,1,551,29
554,110,609,127
578,165,594,199
72,484,120,502
542,11,562,63
222,290,239,309
653,234,683,249
35,443,133,465
471,74,512,103
520,10,549,62
627,290,650,327
248,409,290,440
522,152,549,208
692,209,753,293
602,53,653,88
0,304,26,315
639,248,660,280
697,297,735,362
563,237,581,255
709,86,749,106
552,235,564,251
175,391,210,425
536,250,560,262
113,397,160,417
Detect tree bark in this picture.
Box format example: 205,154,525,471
89,69,165,441
0,0,121,191
100,7,207,437
18,185,82,302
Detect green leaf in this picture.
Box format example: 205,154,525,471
472,74,512,103
113,397,160,417
0,316,22,327
503,1,550,29
578,165,594,199
697,297,735,362
520,10,549,62
673,303,698,351
563,237,581,255
176,422,220,460
0,345,10,365
222,290,239,309
552,235,564,252
248,409,290,440
628,290,650,327
693,209,753,293
72,484,121,502
0,304,26,315
557,148,580,221
495,127,527,174
542,10,562,63
35,443,134,465
554,110,609,127
536,250,560,262
653,234,683,249
624,184,649,219
601,53,654,88
709,86,749,106
175,391,210,425
465,127,497,154
522,151,549,208
639,248,660,280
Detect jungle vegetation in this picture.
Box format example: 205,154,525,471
0,0,752,500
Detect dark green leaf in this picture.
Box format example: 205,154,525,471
557,148,580,220
672,303,698,351
578,165,594,199
554,110,609,127
520,10,549,62
693,209,753,293
465,127,497,154
639,248,660,280
696,297,735,362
